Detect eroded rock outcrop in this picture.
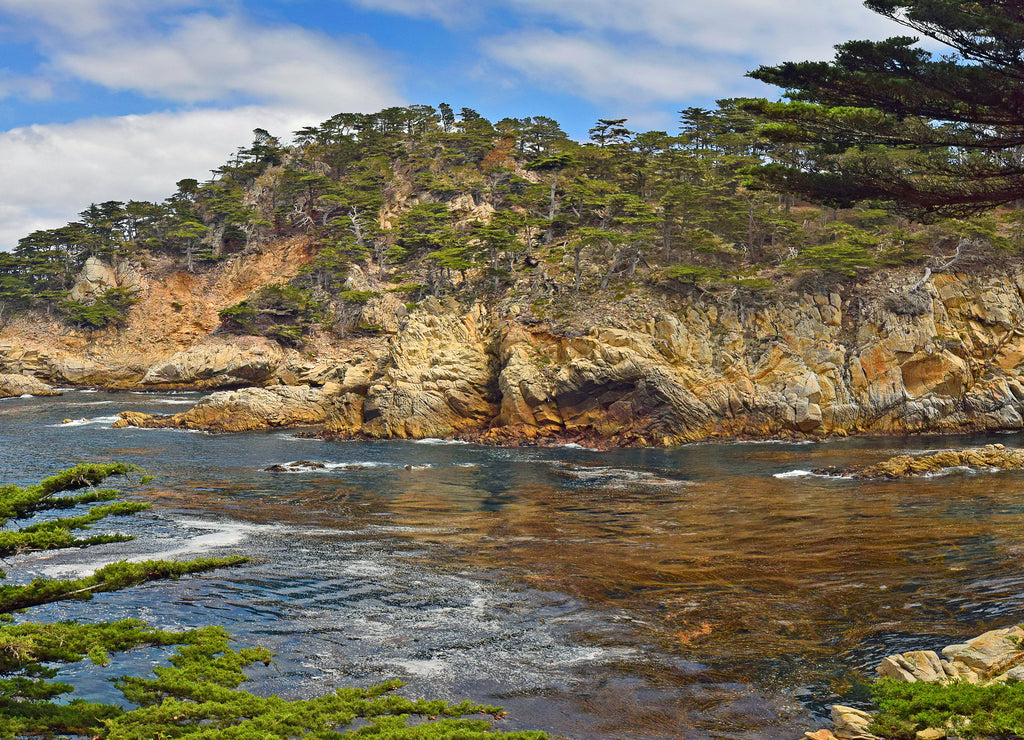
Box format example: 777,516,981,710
11,262,1024,443
140,338,287,388
313,271,1024,443
0,373,61,398
113,385,332,432
324,297,499,439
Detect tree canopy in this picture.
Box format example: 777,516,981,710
745,0,1024,217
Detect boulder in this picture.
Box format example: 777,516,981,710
69,256,118,302
940,625,1024,681
830,705,880,740
877,650,947,683
141,339,285,388
0,373,62,398
114,385,334,432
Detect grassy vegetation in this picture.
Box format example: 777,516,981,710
870,678,1024,740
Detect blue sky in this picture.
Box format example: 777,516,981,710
0,0,901,249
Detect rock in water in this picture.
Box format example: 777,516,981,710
0,373,62,398
815,444,1024,479
113,385,334,432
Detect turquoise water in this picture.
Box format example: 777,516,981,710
4,390,1024,738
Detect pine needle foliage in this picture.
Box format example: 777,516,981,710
0,464,547,739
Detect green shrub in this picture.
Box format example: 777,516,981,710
870,677,1024,739
338,289,376,303
218,282,324,346
60,287,139,329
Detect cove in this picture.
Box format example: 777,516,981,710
3,390,1024,739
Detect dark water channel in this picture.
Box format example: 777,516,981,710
3,391,1024,738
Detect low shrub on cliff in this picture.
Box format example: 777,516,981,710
218,282,324,346
1,464,547,739
59,287,139,329
869,677,1024,739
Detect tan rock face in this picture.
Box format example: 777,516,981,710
69,257,118,302
141,338,286,388
114,385,332,432
0,373,61,398
14,262,1024,443
325,298,499,439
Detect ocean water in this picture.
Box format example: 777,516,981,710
4,390,1024,738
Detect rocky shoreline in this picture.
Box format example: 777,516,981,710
808,624,1024,740
7,258,1024,445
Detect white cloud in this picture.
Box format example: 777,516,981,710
345,0,481,25
0,73,53,101
502,0,901,60
0,4,404,249
52,14,398,109
351,0,910,106
486,31,739,104
0,0,206,38
0,106,338,249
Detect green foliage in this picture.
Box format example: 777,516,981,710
3,98,1013,320
219,283,324,346
339,289,376,303
746,2,1024,216
789,223,881,276
0,464,248,737
870,677,1024,739
108,625,545,739
665,264,723,285
0,465,547,739
59,287,139,329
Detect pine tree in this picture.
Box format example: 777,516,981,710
745,1,1024,216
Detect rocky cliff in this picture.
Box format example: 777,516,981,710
28,256,1022,444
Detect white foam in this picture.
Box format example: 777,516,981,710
48,415,121,428
412,438,468,445
772,469,850,479
773,469,814,479
274,432,324,442
559,442,599,451
919,465,985,479
393,658,448,677
37,518,274,578
344,559,394,578
266,460,441,473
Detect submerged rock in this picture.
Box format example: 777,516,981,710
814,444,1024,479
265,460,326,472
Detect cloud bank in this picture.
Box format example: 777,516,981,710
0,2,400,248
